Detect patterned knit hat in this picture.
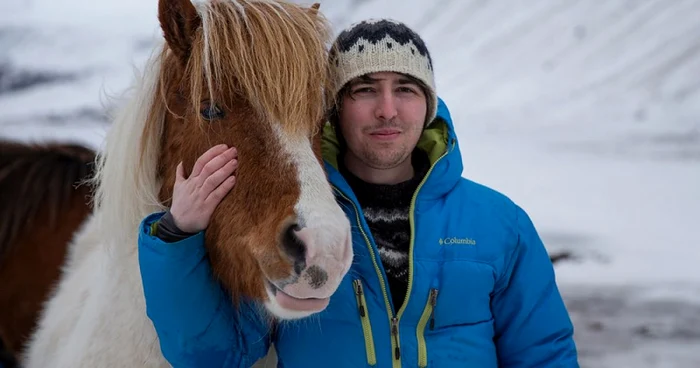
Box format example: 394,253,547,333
329,19,437,126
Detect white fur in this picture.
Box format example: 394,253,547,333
262,126,353,320
22,44,169,367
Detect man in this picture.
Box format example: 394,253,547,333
138,19,579,367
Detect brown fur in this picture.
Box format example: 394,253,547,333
0,140,95,360
153,0,333,303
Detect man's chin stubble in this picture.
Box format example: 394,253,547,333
363,150,410,170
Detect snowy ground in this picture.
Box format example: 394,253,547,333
1,0,699,366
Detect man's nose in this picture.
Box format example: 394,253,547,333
375,91,398,121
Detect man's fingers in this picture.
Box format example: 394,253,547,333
206,176,236,204
202,159,238,193
175,162,185,183
191,144,229,177
198,147,236,180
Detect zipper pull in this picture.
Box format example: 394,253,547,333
353,280,366,317
429,289,439,330
391,317,401,360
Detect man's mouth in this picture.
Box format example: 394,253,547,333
369,128,401,139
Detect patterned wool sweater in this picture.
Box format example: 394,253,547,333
338,149,430,310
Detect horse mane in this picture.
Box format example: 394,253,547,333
0,141,95,262
89,47,167,247
190,0,332,134
89,0,332,247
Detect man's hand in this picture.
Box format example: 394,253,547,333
170,144,238,233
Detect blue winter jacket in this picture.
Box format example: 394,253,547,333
138,97,579,367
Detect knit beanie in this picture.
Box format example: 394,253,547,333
328,19,437,126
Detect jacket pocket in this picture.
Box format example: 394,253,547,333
353,279,377,366
417,288,439,367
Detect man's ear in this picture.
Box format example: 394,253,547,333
158,0,202,67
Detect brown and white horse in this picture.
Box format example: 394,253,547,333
17,0,352,366
0,141,95,367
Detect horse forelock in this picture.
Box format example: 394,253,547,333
189,0,332,135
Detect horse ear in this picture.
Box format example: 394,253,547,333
309,3,320,17
158,0,201,65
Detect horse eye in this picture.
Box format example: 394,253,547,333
200,103,225,120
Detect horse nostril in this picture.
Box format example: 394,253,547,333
303,265,328,289
282,222,306,274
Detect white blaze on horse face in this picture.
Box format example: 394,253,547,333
265,124,353,319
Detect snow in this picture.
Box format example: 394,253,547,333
1,0,699,366
461,131,700,286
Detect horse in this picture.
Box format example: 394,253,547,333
20,0,352,366
0,140,96,367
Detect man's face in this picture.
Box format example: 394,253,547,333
338,71,427,170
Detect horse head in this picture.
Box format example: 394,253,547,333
149,0,352,320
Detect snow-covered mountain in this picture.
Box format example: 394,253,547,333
1,0,699,366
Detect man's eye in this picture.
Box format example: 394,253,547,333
353,87,374,94
398,87,416,94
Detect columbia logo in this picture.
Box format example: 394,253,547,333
439,237,476,246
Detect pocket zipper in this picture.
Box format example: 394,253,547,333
353,279,377,366
417,288,439,367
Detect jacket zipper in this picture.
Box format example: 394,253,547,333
391,317,401,360
394,138,454,362
332,137,455,368
353,279,377,366
417,288,439,367
333,188,398,366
